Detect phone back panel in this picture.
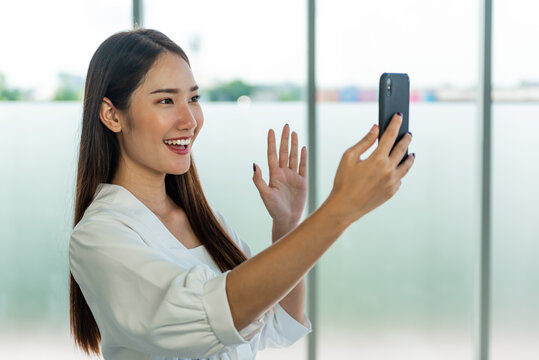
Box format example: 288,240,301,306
378,73,410,162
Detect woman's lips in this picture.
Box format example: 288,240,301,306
166,143,190,155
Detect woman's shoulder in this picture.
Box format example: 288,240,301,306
71,183,153,246
75,183,148,225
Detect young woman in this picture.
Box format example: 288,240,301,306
69,28,414,360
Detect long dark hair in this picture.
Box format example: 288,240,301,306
70,28,247,355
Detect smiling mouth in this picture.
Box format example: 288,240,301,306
164,138,192,150
163,138,191,154
164,138,191,146
167,143,188,150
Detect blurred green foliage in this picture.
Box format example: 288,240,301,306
0,73,29,100
0,72,84,101
275,86,303,101
0,74,302,102
53,73,84,101
205,79,303,102
206,79,255,101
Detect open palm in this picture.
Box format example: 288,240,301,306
253,124,308,226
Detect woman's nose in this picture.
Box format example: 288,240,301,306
176,103,197,130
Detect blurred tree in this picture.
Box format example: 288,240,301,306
276,85,303,101
0,73,26,100
205,79,302,102
53,73,84,101
207,79,255,101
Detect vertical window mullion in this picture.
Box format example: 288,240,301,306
478,0,493,359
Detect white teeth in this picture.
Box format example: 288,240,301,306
164,138,191,146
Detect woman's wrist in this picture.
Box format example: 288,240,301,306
271,195,354,243
318,194,356,232
272,218,300,243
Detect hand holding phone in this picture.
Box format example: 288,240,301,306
378,73,410,165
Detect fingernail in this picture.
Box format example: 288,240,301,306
253,163,256,172
370,124,378,134
412,153,416,159
397,112,403,117
408,131,413,137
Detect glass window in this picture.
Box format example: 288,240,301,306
0,1,131,359
0,0,132,100
316,0,478,358
491,0,539,358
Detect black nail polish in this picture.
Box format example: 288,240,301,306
397,112,403,117
408,131,413,137
253,163,256,172
412,153,416,159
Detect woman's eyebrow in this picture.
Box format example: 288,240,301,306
149,85,199,94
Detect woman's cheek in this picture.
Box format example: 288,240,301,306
194,113,204,137
196,108,204,129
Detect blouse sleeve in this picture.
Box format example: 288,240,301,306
69,217,248,359
256,303,312,350
212,210,312,349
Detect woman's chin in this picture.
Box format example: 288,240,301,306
167,164,190,175
164,156,191,175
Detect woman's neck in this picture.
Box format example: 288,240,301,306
111,159,174,219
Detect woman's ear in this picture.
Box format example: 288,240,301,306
99,97,122,133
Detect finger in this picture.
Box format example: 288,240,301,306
348,124,379,159
252,163,269,194
378,113,403,156
299,146,307,177
389,132,412,166
289,131,299,171
279,124,290,168
267,129,278,173
395,153,415,179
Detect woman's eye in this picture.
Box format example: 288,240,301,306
190,95,200,103
158,98,173,104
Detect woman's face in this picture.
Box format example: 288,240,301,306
117,52,203,177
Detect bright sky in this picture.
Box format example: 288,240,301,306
1,0,538,100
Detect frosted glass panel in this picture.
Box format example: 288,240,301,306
491,105,539,359
0,103,89,359
316,103,476,359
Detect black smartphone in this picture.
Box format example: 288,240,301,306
378,73,410,164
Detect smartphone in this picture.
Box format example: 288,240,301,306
378,73,410,164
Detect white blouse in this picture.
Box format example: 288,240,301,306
69,183,311,360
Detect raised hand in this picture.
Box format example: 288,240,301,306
328,113,414,226
252,124,308,234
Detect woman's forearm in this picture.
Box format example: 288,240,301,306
277,278,306,323
272,219,306,323
226,198,348,331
